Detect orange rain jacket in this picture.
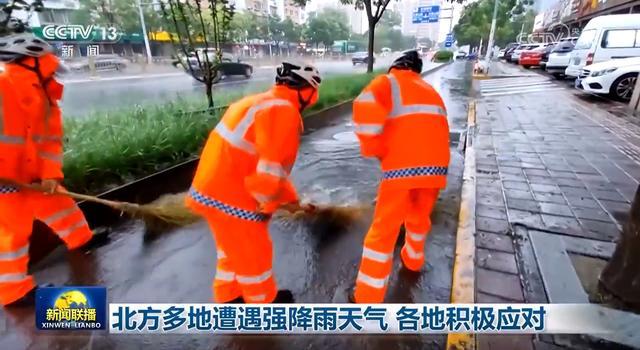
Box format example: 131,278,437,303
187,85,303,219
352,68,450,189
0,54,65,185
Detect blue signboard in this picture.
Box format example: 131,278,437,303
412,5,440,24
445,32,454,48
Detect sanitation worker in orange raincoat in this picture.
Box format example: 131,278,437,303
347,50,450,303
0,29,109,307
186,61,322,304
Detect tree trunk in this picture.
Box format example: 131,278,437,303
600,185,640,312
205,81,214,109
367,22,375,73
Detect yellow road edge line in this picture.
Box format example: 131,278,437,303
446,100,477,350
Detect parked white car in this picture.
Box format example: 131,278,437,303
565,14,640,78
545,41,575,78
575,57,640,101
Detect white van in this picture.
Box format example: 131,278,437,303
565,14,640,78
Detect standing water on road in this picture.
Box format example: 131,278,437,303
0,63,473,349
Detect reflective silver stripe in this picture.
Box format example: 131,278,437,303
354,123,383,136
387,74,447,119
246,294,266,302
38,151,63,163
395,104,447,117
407,231,426,242
215,269,235,281
237,270,272,285
356,271,387,289
217,250,226,259
33,135,62,143
56,219,88,239
0,244,29,261
0,272,29,282
215,99,292,155
355,91,375,102
43,206,78,225
215,123,256,155
362,247,392,263
403,244,424,260
257,159,288,179
0,135,25,144
252,192,275,204
0,96,24,144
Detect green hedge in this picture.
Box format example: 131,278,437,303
63,70,384,194
433,50,453,62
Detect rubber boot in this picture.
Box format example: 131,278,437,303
5,283,54,308
273,290,295,303
82,227,112,251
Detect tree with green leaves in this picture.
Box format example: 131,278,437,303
453,0,535,50
293,0,395,73
159,0,235,108
74,0,164,36
304,8,350,51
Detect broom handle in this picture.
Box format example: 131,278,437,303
0,179,136,210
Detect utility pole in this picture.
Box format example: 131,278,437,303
485,0,499,60
137,0,153,64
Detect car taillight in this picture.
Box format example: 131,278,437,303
586,52,594,65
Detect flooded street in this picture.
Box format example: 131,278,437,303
0,62,473,349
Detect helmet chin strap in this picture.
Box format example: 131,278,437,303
297,88,314,112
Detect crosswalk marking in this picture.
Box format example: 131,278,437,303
479,76,565,97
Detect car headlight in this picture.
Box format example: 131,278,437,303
591,68,617,77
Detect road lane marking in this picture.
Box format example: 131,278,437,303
482,86,565,97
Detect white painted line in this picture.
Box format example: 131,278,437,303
480,79,550,88
482,86,565,97
481,82,556,92
480,77,547,84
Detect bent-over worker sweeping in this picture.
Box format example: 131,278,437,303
348,50,450,303
0,25,109,307
186,61,322,304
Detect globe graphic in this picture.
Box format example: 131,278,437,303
54,290,90,309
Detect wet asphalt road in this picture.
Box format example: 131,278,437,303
61,58,398,117
0,62,473,349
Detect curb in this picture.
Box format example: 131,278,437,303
446,100,477,350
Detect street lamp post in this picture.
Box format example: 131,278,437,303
137,0,153,64
485,0,499,60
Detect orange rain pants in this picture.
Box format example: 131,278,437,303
354,185,439,303
0,187,93,306
204,212,276,304
351,68,450,303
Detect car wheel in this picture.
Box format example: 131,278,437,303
211,70,222,84
522,65,531,69
610,73,638,102
353,62,356,66
244,67,252,78
552,73,565,80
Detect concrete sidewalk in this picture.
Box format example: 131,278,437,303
469,65,640,349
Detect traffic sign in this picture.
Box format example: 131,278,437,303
445,32,454,48
412,5,440,24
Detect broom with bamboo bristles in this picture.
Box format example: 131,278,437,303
1,179,370,232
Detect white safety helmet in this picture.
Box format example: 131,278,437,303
0,32,52,62
276,61,322,90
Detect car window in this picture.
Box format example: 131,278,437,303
602,29,637,48
575,29,597,50
552,42,574,52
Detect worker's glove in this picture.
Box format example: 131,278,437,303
40,179,60,194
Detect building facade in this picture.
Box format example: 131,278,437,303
399,0,442,41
